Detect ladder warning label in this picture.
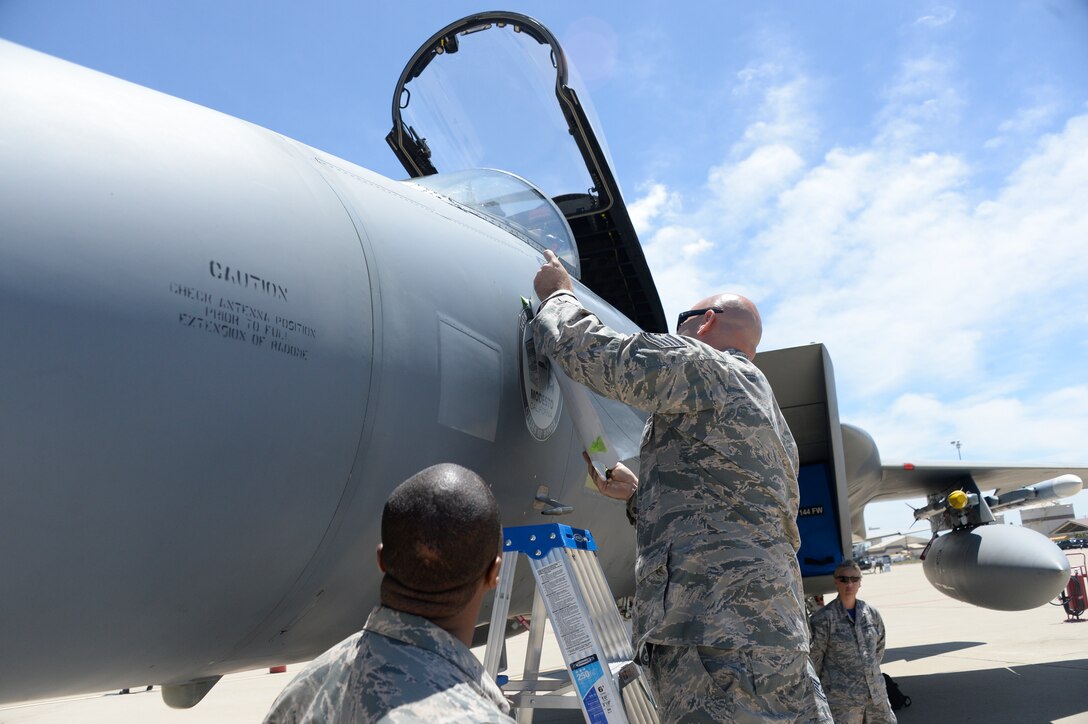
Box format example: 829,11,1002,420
538,561,592,656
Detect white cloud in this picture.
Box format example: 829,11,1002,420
627,182,679,236
733,76,816,154
734,62,783,94
914,7,956,28
858,386,1088,465
632,51,1088,502
784,113,1085,399
875,55,963,150
704,107,1088,401
984,101,1060,149
707,143,805,222
640,223,720,316
682,238,714,257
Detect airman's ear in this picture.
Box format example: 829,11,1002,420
695,309,716,337
376,543,386,573
484,555,502,590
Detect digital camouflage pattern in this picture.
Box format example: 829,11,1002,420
532,291,809,653
810,598,896,724
649,645,831,723
263,606,514,723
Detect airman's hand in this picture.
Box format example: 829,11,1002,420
583,451,637,501
534,249,574,301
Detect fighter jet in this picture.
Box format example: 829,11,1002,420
0,11,661,708
1,11,1084,709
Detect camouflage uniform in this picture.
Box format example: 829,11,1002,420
533,292,830,722
263,606,514,723
810,598,897,724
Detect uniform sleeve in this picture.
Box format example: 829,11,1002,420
261,652,334,724
809,613,828,675
625,489,638,526
531,292,727,414
873,607,886,663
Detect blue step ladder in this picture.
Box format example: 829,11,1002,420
483,524,658,724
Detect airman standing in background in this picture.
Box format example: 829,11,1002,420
810,559,897,724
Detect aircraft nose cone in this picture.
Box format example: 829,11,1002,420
923,524,1071,610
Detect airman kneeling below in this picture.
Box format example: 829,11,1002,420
264,464,514,723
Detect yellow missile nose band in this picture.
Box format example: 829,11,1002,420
948,490,968,510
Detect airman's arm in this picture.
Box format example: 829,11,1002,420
809,614,828,676
875,608,886,663
531,290,723,414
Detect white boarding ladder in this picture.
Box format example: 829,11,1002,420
484,524,658,724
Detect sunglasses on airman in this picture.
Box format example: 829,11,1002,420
675,307,724,331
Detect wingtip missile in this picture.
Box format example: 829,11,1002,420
990,474,1084,512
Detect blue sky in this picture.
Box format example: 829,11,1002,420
4,1,1087,533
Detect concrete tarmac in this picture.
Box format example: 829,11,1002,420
3,561,1087,723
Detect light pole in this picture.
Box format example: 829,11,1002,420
950,440,962,460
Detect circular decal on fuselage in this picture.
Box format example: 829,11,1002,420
518,308,562,441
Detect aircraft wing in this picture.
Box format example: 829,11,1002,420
758,346,1084,610
873,461,1088,500
839,422,1087,534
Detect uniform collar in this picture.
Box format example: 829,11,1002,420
833,597,864,617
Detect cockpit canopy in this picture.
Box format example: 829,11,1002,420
387,11,666,332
